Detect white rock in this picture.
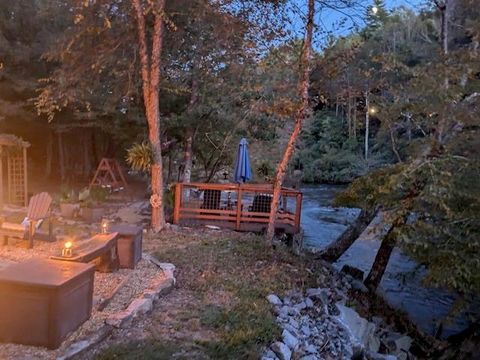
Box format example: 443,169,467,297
299,355,320,360
283,323,300,337
282,329,299,350
335,303,376,347
301,325,311,337
294,301,307,311
267,294,283,306
271,341,292,360
304,297,314,308
305,343,317,354
288,318,299,329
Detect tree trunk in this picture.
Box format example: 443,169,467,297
390,126,402,162
364,214,405,290
166,152,172,184
132,0,166,232
181,129,193,183
57,131,65,182
83,130,92,179
365,90,370,161
353,97,357,138
347,91,352,138
364,226,396,290
435,0,450,142
317,209,376,262
45,127,53,179
266,0,315,242
181,78,198,184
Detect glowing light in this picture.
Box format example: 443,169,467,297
369,107,377,115
101,219,109,234
62,241,73,257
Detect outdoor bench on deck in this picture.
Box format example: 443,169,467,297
51,232,120,272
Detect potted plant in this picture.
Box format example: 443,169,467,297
59,188,80,219
79,186,109,222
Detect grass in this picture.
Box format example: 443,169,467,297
96,229,321,360
96,339,178,360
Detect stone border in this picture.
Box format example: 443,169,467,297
57,256,176,360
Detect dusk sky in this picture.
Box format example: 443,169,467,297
287,0,431,47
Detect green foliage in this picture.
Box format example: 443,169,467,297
78,186,109,208
336,137,480,309
256,161,274,179
59,186,77,204
298,112,393,183
126,142,153,173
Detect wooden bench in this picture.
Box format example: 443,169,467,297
50,232,120,273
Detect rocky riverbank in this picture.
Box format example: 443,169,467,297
261,262,415,360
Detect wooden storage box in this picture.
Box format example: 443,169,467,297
0,259,95,349
110,224,143,269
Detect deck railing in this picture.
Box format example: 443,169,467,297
172,182,302,234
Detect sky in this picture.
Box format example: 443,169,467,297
288,0,429,48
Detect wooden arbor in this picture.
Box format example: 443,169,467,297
0,134,30,208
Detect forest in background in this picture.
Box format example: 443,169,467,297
0,0,479,340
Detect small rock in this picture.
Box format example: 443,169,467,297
299,355,320,360
367,334,381,353
351,280,369,293
282,329,299,350
386,333,412,352
371,316,384,326
301,325,311,337
267,294,283,306
271,341,292,360
283,323,300,337
305,297,314,308
289,318,299,329
305,343,317,354
294,301,307,311
306,288,329,304
264,349,278,359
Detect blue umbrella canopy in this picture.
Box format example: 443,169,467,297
233,138,253,183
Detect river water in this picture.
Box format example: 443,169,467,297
300,184,469,338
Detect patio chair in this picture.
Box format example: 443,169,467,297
200,189,222,210
0,192,53,248
249,194,273,214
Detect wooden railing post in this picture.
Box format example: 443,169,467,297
173,183,182,224
236,185,242,231
295,193,302,233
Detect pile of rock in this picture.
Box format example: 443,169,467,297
262,288,414,360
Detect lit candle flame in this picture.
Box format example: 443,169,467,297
64,241,72,249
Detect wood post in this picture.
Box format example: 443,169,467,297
0,147,3,210
173,183,182,224
236,185,242,231
295,193,303,232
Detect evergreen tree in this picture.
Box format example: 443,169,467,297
363,0,389,39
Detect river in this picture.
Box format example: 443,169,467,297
300,184,469,338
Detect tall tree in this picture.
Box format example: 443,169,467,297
132,0,167,231
266,0,315,241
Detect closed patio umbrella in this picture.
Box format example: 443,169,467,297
233,138,252,183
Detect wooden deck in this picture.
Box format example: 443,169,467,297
172,182,302,234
